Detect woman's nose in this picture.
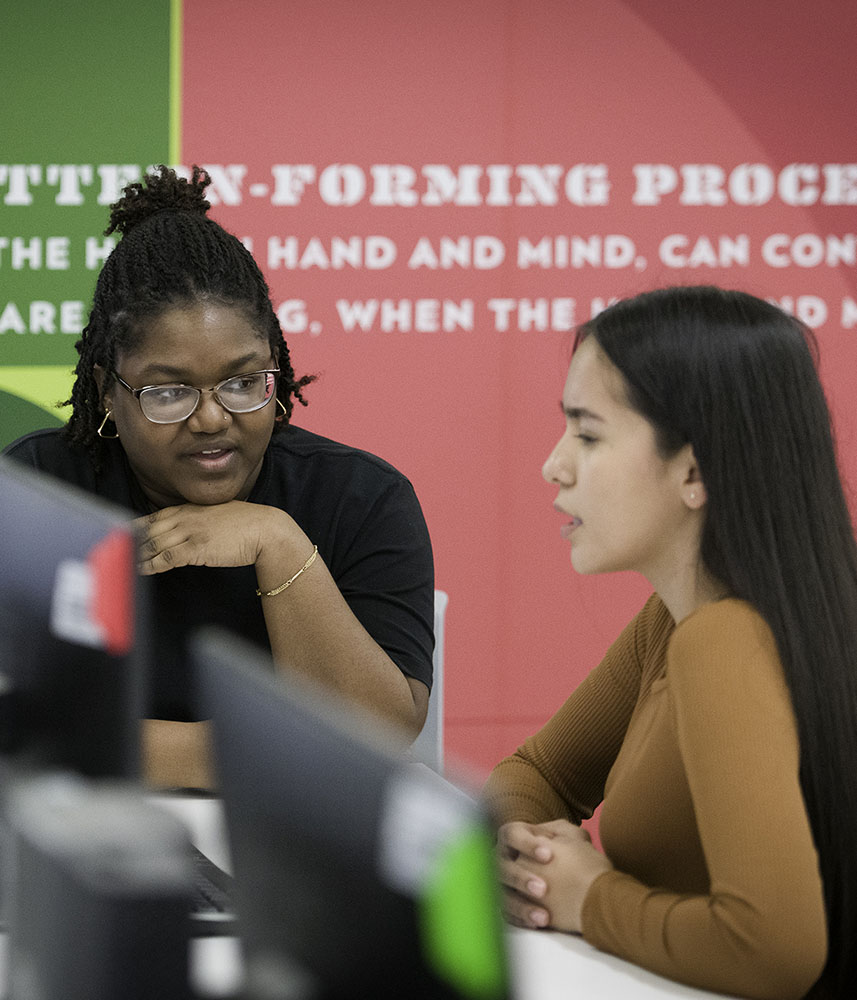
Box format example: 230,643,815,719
187,388,233,432
542,434,573,485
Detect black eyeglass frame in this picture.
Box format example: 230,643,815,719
111,369,281,424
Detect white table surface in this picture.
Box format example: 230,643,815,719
188,929,733,1000
506,927,733,999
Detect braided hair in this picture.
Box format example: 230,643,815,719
64,165,314,461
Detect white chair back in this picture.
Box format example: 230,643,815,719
410,590,448,772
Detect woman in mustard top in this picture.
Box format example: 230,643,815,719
484,286,857,999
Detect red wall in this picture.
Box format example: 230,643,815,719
180,0,857,776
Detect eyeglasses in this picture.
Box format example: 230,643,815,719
112,369,280,424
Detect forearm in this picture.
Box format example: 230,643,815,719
483,753,581,826
582,871,826,1000
142,718,216,791
485,618,650,826
255,525,427,739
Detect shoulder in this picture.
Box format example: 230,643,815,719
598,593,675,692
667,598,790,715
621,592,675,668
670,598,776,663
271,424,408,476
259,425,428,545
4,426,65,456
3,427,85,472
265,424,418,498
2,428,133,504
631,592,675,647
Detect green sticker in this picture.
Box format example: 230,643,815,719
419,826,509,999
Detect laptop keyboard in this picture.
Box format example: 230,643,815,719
189,844,237,935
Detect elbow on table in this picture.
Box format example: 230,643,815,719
748,944,826,1000
723,912,827,1000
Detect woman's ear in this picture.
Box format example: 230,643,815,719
679,445,707,509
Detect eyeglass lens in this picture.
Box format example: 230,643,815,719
138,372,277,423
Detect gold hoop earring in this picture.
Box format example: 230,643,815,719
276,398,287,420
97,410,119,439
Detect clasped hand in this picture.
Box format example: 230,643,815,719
135,500,272,574
496,819,613,934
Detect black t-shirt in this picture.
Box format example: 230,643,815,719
3,426,435,720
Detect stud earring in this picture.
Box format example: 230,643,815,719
97,410,119,439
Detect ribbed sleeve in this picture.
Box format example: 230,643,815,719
482,595,672,824
583,600,826,998
484,597,827,999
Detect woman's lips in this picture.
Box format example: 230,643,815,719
186,447,236,472
559,516,582,540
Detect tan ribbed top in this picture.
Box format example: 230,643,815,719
483,595,827,999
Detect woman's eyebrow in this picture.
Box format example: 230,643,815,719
132,363,189,381
560,402,604,422
134,353,269,382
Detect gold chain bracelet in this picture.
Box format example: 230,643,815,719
256,545,319,598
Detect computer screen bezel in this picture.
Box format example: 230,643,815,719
0,456,147,780
193,626,510,1000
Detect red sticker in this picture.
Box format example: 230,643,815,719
89,528,135,656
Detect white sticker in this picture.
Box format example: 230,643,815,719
49,558,105,649
377,764,478,895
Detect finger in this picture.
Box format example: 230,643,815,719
137,525,193,567
538,819,591,844
502,889,550,930
499,822,554,863
136,503,205,535
498,856,549,900
138,531,170,562
136,523,206,573
138,545,184,575
134,507,177,531
136,522,178,557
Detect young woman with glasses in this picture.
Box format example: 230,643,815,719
3,166,434,791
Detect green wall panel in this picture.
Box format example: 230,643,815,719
1,0,173,446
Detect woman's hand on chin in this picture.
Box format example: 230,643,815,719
134,501,296,574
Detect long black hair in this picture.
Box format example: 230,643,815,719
578,285,857,997
64,165,314,461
